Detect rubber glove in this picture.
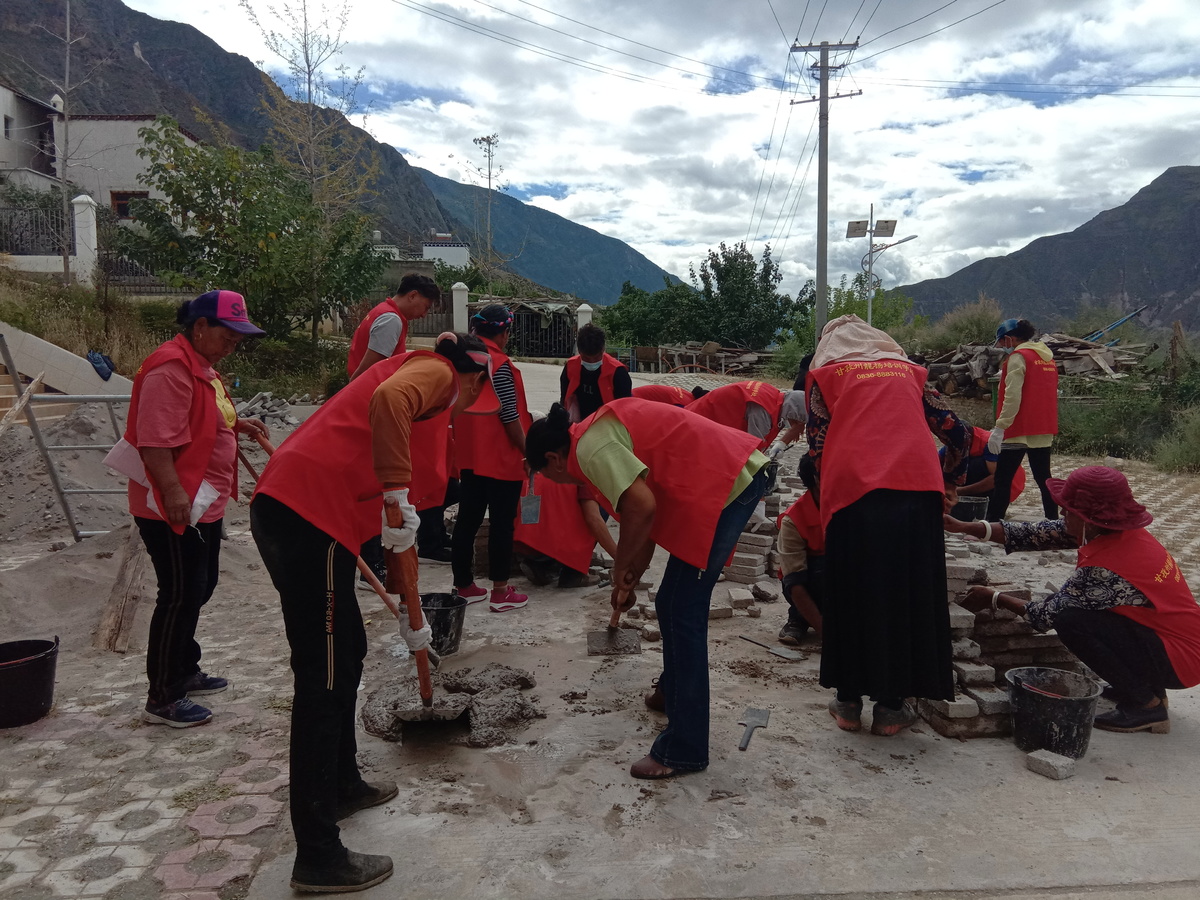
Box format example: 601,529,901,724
767,439,790,460
987,427,1004,454
380,487,418,552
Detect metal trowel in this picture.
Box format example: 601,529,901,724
739,634,807,661
520,471,541,524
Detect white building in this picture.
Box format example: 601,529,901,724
52,109,199,218
0,79,59,190
422,233,471,268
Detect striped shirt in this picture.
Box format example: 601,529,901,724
493,362,520,424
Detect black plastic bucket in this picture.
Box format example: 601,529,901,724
1005,666,1101,760
950,495,989,521
420,593,467,657
0,636,59,728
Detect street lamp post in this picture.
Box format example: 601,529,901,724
846,204,916,325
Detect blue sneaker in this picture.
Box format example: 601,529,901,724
183,672,229,695
143,697,213,728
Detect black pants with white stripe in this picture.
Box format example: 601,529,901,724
250,494,368,865
137,516,222,706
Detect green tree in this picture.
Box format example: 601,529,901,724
121,117,384,339
689,242,792,348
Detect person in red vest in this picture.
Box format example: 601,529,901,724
686,380,806,457
630,383,695,406
249,333,492,893
451,305,532,612
514,476,618,587
986,318,1059,521
941,425,1025,517
345,273,440,380
807,315,970,737
118,291,267,728
948,466,1200,735
525,398,770,779
776,454,825,646
560,322,632,422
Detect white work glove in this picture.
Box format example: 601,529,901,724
767,440,790,460
987,427,1004,455
394,603,433,652
380,488,418,552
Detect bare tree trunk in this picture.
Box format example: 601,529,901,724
59,0,72,284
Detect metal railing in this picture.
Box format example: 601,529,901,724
0,207,74,255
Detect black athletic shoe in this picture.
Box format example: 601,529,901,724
777,623,807,646
1094,704,1170,734
290,850,394,893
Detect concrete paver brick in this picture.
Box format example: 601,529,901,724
1026,749,1077,780
923,696,980,718
962,685,1011,715
952,660,997,685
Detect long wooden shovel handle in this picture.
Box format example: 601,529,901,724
240,433,401,622
385,498,433,706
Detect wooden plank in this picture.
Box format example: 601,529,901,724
94,522,148,654
0,371,45,441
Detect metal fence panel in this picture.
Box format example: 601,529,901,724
0,207,74,255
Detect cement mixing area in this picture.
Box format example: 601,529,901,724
2,357,1200,900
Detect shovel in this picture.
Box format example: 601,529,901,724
519,471,541,524
738,707,770,750
739,634,807,661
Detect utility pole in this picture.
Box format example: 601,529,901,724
791,40,859,344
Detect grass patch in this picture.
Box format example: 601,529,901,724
1154,406,1200,472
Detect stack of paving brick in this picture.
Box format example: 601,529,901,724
919,554,1082,739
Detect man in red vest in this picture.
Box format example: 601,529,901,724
560,322,632,422
777,455,825,646
346,273,440,380
949,466,1200,735
687,380,806,456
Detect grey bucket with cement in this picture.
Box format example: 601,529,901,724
421,593,467,657
1005,666,1101,760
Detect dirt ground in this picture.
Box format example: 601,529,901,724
3,365,1200,899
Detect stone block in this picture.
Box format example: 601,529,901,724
983,650,1036,667
728,588,755,609
751,580,780,603
946,563,978,581
918,704,1012,739
708,605,734,620
947,603,976,635
746,606,762,618
641,625,661,642
1025,749,1076,780
1032,647,1078,664
723,571,763,584
737,531,774,548
922,696,980,718
732,551,767,568
974,618,1037,637
962,685,1011,716
951,638,981,660
978,633,1064,653
726,563,768,577
952,660,997,686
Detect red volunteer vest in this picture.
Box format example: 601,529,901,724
255,351,455,551
453,338,531,481
566,398,761,570
779,492,825,555
687,381,785,450
563,353,626,419
997,347,1058,438
1079,529,1200,688
631,384,693,407
809,359,944,529
969,425,1024,501
513,475,596,573
346,298,408,375
125,335,228,535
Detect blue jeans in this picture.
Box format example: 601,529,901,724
651,468,769,771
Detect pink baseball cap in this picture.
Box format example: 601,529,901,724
191,290,266,336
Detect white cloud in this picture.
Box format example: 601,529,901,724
123,0,1200,299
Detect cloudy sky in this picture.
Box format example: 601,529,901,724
123,0,1200,298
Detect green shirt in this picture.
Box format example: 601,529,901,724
575,416,768,511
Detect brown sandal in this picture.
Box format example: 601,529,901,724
630,755,677,779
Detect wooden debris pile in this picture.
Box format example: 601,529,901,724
926,334,1152,398
634,341,773,376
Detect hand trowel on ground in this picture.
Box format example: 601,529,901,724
739,634,807,661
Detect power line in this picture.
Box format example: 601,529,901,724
857,0,965,48
853,76,1200,98
851,0,1009,67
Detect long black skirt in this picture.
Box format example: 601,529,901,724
819,489,955,701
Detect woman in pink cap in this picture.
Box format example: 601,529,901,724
121,290,268,728
946,466,1200,734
